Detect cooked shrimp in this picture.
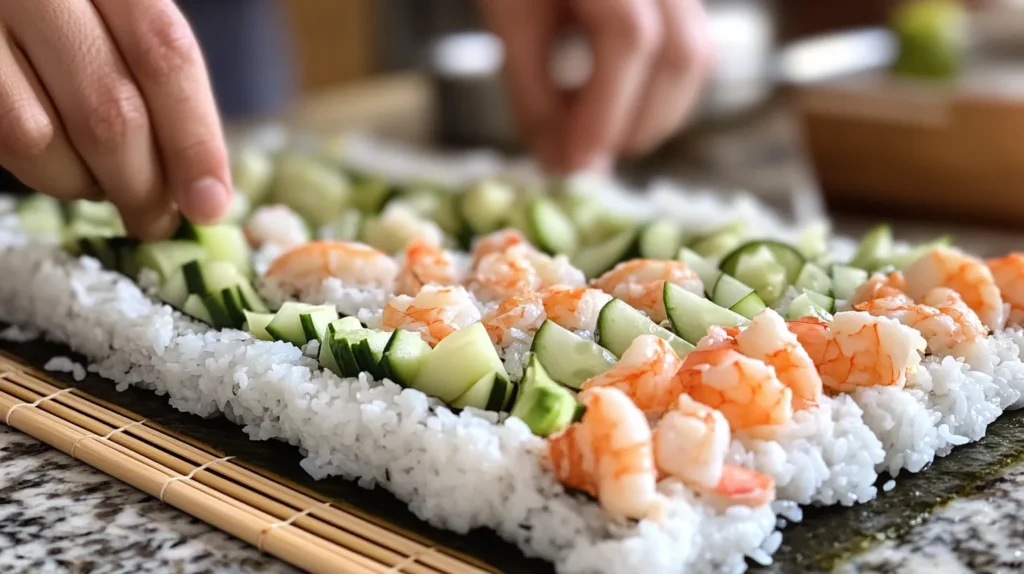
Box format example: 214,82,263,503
733,309,823,410
539,286,613,333
987,253,1024,325
244,204,310,251
675,347,793,431
652,394,730,489
481,291,546,349
854,288,986,356
524,250,587,290
265,241,398,292
547,387,665,521
470,229,527,268
467,244,542,301
591,259,703,323
848,271,908,306
395,238,460,296
580,335,685,416
788,312,925,393
905,246,1006,331
698,465,776,510
381,285,482,346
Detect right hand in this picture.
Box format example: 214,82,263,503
0,0,232,239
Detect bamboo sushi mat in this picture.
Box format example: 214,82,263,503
0,352,495,574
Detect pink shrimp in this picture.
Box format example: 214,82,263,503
848,271,908,306
470,229,528,268
467,244,542,302
591,259,704,323
381,285,482,347
547,387,665,521
264,241,398,292
539,286,614,333
733,309,823,410
395,238,460,296
481,291,546,349
905,246,1006,331
579,335,685,416
987,253,1024,325
854,288,987,357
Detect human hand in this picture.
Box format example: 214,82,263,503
480,0,713,174
0,1,231,239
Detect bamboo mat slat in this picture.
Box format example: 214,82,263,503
0,353,495,574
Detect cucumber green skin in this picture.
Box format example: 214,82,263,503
379,330,432,388
412,323,509,403
508,356,578,437
719,240,807,284
531,320,616,390
596,298,694,359
663,282,748,345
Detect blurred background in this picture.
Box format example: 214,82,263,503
181,0,1024,244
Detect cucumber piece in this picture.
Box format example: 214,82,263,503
318,210,363,242
558,194,633,246
220,287,248,328
394,188,464,238
793,262,833,296
528,197,579,256
689,221,748,261
134,240,207,280
638,220,685,261
354,331,391,380
331,328,386,377
570,228,639,279
243,311,275,341
596,298,694,359
412,323,509,403
380,329,432,387
885,235,953,270
272,154,351,226
182,294,214,325
678,247,722,294
785,292,836,321
531,320,617,390
831,265,870,301
109,237,141,279
158,267,190,309
68,200,121,228
460,180,516,235
331,336,362,377
174,222,253,278
182,293,233,328
16,194,64,236
450,371,514,412
795,221,830,260
849,224,893,272
235,280,269,314
180,260,245,296
710,274,766,319
348,171,394,213
720,241,806,306
77,236,118,270
664,282,749,345
265,302,333,347
231,147,275,203
329,317,364,332
509,355,579,437
318,324,343,375
299,307,341,343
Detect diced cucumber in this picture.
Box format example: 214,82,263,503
354,331,391,380
380,329,432,387
720,241,806,306
265,302,334,347
348,171,395,213
785,292,835,321
393,188,464,238
460,180,516,235
509,355,578,437
885,235,953,270
531,320,617,390
272,154,351,226
182,293,233,328
231,147,275,203
174,222,253,278
849,224,893,272
182,294,214,325
330,328,387,377
329,317,364,332
689,221,747,261
180,260,245,296
558,193,632,245
68,200,121,228
299,307,341,343
220,287,248,327
318,324,343,375
135,241,207,280
638,220,685,261
77,236,117,270
795,221,830,260
109,237,141,278
570,228,638,279
831,265,870,301
235,280,269,314
412,323,509,403
16,194,64,236
158,267,190,309
244,311,275,341
596,298,694,359
678,247,722,293
318,210,363,242
330,335,362,377
528,197,579,256
711,274,766,319
450,371,515,412
664,282,749,345
793,262,833,296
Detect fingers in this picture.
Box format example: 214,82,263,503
2,0,174,240
92,0,231,224
563,0,662,171
621,0,713,156
0,30,96,200
479,0,566,170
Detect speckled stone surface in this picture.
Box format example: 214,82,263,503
0,425,297,574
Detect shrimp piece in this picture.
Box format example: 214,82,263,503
580,335,685,416
675,347,793,431
381,285,482,346
470,229,528,268
482,291,545,349
848,271,908,306
591,259,704,323
734,308,823,410
905,246,1006,331
467,244,542,301
244,204,310,250
547,387,665,521
700,465,776,510
539,286,613,333
854,289,986,356
653,394,730,489
524,250,587,289
395,238,460,296
788,312,925,393
265,241,398,292
987,253,1024,325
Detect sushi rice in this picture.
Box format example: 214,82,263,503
1,135,1023,573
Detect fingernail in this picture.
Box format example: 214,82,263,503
182,177,229,223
